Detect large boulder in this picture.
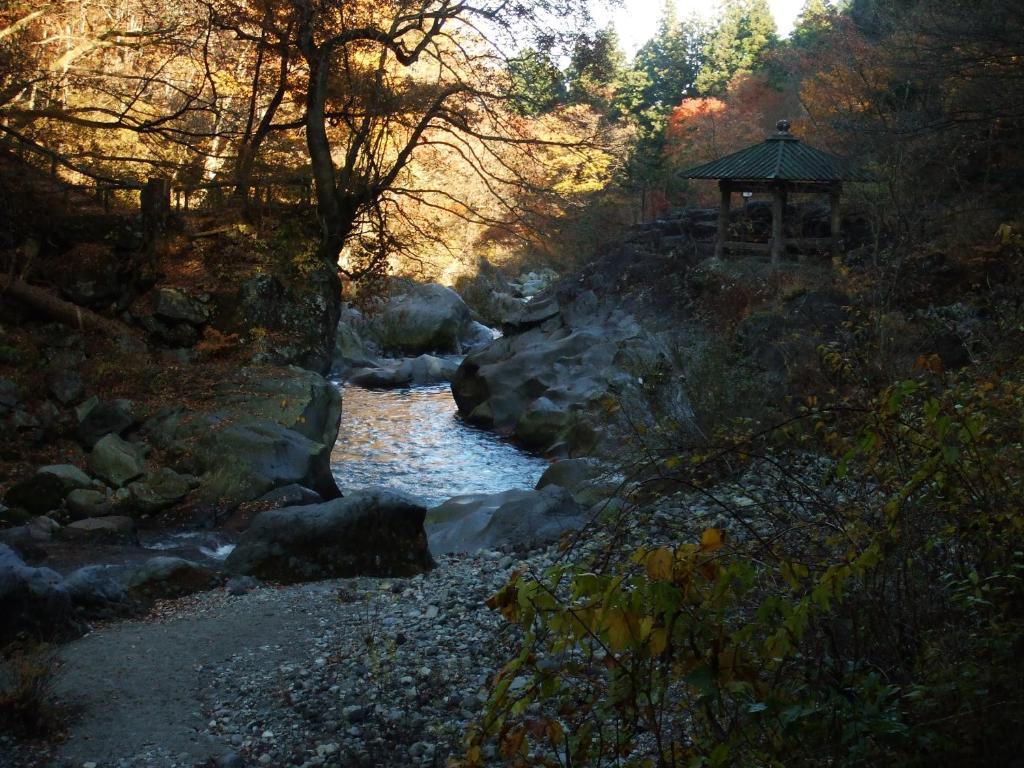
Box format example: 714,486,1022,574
143,366,342,505
233,267,340,374
426,486,586,555
88,434,147,488
63,564,129,608
226,489,433,583
62,515,137,543
451,291,676,455
154,287,212,325
75,396,136,448
128,556,219,600
0,543,78,644
332,314,381,376
66,488,114,519
348,355,460,389
364,283,472,355
125,468,195,516
197,419,336,502
535,458,620,508
4,464,93,515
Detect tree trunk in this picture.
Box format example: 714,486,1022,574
301,42,358,372
2,278,141,338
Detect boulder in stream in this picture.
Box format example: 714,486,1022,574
426,486,586,555
363,282,472,355
226,489,433,583
0,543,78,644
348,354,461,388
143,365,342,505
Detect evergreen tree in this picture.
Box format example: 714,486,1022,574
633,2,708,109
791,0,835,48
566,26,626,112
695,0,777,95
507,48,566,117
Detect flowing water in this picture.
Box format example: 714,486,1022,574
143,379,546,564
331,382,550,506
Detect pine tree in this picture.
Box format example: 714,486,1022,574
566,26,626,112
507,48,566,116
695,0,777,95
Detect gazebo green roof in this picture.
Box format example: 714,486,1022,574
679,121,875,183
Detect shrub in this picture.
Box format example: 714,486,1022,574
0,645,67,740
469,364,1024,767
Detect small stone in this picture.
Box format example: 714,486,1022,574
258,753,273,766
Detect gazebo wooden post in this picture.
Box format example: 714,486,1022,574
716,180,731,260
829,183,842,258
770,183,784,266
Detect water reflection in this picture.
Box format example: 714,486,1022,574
330,383,550,506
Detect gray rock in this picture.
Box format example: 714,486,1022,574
88,434,147,487
216,752,247,768
426,486,586,554
0,542,77,644
225,575,260,596
217,366,342,450
254,484,323,509
63,516,137,543
126,468,193,515
128,556,219,599
226,489,433,583
4,464,92,514
198,419,336,503
535,458,619,507
347,354,460,388
48,368,85,405
143,367,341,506
452,290,683,455
460,321,498,353
66,488,113,519
501,295,561,334
153,287,212,325
63,564,129,607
365,283,472,355
332,319,380,376
75,396,136,448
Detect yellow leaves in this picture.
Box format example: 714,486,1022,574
701,528,725,551
605,608,634,651
649,628,669,656
645,548,674,581
486,576,521,622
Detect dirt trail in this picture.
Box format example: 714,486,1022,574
50,584,335,768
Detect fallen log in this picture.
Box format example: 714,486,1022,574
1,277,141,338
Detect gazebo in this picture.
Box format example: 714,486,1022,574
679,120,874,264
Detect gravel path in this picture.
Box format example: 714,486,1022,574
6,551,534,768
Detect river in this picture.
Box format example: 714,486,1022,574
330,382,550,506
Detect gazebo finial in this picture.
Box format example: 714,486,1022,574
775,119,791,134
